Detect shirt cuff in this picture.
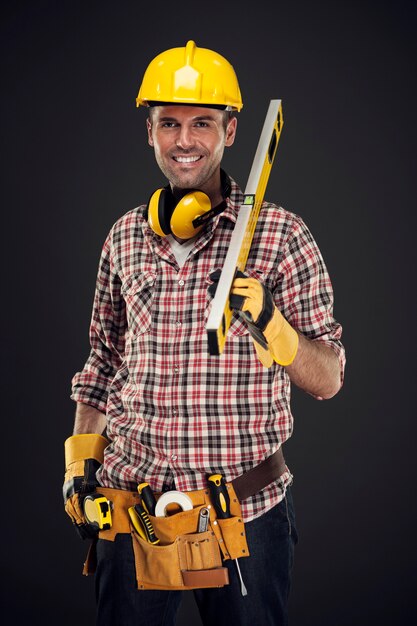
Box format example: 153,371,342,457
70,387,108,414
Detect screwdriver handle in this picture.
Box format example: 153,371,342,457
138,482,157,516
207,474,231,519
208,475,248,597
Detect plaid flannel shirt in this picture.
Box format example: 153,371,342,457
71,175,345,521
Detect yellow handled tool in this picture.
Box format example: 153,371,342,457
208,474,248,596
128,503,160,545
138,482,157,516
205,100,283,360
207,474,231,518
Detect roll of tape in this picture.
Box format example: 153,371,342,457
154,490,194,517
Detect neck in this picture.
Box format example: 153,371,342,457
171,234,189,244
171,169,224,208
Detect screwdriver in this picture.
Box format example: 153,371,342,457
208,474,248,596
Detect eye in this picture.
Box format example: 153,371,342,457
160,122,178,129
195,121,209,128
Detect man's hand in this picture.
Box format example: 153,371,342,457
63,434,109,539
209,270,299,366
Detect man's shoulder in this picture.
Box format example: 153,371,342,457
258,201,307,239
112,204,146,229
106,204,147,240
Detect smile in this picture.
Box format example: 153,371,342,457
173,155,203,163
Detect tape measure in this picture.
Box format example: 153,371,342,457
83,493,112,531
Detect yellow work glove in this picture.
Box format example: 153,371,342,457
230,272,299,366
63,433,109,539
209,270,298,367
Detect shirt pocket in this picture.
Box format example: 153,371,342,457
121,271,157,337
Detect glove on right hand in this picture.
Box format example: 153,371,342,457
63,434,109,540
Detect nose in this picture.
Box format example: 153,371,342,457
176,125,195,150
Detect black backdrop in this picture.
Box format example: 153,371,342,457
2,1,416,624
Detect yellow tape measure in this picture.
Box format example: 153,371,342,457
83,493,112,531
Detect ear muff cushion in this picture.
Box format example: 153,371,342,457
170,191,211,239
148,187,176,237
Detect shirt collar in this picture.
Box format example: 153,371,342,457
217,175,244,225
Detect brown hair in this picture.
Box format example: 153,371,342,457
148,107,235,132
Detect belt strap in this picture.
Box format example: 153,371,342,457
231,447,287,502
92,448,286,546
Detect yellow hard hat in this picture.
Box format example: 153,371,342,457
136,40,243,111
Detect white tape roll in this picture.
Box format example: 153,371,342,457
154,490,194,517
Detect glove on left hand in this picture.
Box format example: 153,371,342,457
209,270,272,350
209,270,299,366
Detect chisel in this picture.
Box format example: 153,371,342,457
208,474,248,596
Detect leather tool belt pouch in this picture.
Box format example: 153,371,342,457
86,483,249,590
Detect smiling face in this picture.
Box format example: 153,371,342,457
146,105,237,204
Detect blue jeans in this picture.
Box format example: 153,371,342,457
95,488,298,626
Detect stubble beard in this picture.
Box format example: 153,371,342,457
155,146,225,192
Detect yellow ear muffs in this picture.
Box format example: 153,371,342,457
170,191,211,239
148,188,213,239
148,187,177,237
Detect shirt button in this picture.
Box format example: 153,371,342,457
178,279,185,286
173,366,179,373
172,410,178,416
175,321,182,328
171,454,178,461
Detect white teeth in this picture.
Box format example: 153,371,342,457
174,156,201,163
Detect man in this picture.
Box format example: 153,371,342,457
64,41,345,626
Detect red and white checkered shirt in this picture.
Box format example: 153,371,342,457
71,175,345,521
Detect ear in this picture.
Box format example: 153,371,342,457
146,117,154,146
225,116,237,147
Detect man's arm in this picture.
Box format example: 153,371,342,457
64,403,109,539
228,210,345,396
73,402,107,435
286,333,342,399
229,270,344,400
71,229,126,423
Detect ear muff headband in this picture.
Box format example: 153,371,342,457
148,188,213,239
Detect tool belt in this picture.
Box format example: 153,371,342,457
83,447,286,591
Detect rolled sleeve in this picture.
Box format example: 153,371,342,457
71,230,126,412
275,213,346,391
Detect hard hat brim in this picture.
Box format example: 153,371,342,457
142,100,237,111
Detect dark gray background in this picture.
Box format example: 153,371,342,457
1,0,416,624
